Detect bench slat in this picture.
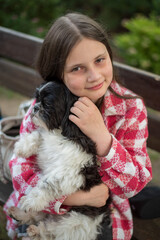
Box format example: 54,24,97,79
114,62,160,111
0,58,42,97
148,112,160,152
0,58,160,111
0,59,160,152
0,26,160,153
1,27,160,111
0,26,43,67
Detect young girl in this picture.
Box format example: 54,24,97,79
4,13,152,240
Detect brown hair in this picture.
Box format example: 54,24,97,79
36,12,139,100
36,12,113,82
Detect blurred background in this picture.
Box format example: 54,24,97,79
0,1,160,239
0,0,160,74
1,0,160,116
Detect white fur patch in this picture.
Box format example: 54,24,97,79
18,129,94,211
15,128,105,240
34,211,105,240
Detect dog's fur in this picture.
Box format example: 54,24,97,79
8,81,111,240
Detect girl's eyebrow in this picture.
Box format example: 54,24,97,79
95,51,107,59
65,51,107,70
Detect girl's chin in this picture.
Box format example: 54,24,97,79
90,94,105,103
90,89,107,102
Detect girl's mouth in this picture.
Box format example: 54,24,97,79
88,82,104,90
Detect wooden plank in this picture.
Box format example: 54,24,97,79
0,58,43,97
0,27,160,110
114,62,160,111
0,26,43,67
0,60,159,151
0,58,159,112
148,112,160,152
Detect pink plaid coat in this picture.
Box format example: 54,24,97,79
4,81,152,240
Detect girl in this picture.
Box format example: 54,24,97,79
4,13,152,240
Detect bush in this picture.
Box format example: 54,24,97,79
63,0,155,32
0,0,159,37
114,15,160,74
0,0,66,38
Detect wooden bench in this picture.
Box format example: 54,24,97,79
0,26,160,239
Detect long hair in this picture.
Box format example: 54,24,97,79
36,12,138,101
36,13,112,82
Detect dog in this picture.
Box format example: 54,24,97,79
8,81,111,240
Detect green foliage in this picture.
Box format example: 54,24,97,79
0,0,159,38
0,0,66,38
152,0,160,16
62,0,154,32
114,15,160,74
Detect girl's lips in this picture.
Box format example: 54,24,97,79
88,82,104,90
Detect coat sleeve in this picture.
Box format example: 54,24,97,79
98,98,152,199
10,100,68,214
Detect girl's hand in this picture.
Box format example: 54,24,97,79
63,183,109,208
69,97,112,156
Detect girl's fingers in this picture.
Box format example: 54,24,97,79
72,97,96,116
73,99,88,112
70,106,83,118
70,107,84,119
69,114,81,127
78,97,92,107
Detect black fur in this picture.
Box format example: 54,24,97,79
34,81,111,225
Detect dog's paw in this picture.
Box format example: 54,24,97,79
8,206,20,221
27,225,39,237
20,193,46,212
14,138,30,158
14,131,40,158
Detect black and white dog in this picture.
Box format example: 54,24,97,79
9,81,111,240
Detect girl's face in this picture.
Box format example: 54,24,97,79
63,38,113,103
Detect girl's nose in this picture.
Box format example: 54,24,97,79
87,68,101,82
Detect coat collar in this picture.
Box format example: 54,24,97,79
102,81,127,117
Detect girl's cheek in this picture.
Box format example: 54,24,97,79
66,76,83,90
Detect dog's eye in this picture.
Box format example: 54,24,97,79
34,103,41,113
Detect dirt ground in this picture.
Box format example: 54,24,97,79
0,91,29,117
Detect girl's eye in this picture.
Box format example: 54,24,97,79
72,66,83,72
96,58,105,64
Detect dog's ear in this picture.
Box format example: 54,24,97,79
61,87,78,133
61,88,97,155
47,83,68,129
34,82,47,101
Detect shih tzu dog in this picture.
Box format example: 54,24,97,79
8,81,111,240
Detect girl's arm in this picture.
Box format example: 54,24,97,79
63,183,109,207
69,97,152,199
69,97,112,156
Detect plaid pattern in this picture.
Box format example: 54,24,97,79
4,81,152,240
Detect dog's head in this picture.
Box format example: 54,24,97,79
32,81,78,130
32,81,96,154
